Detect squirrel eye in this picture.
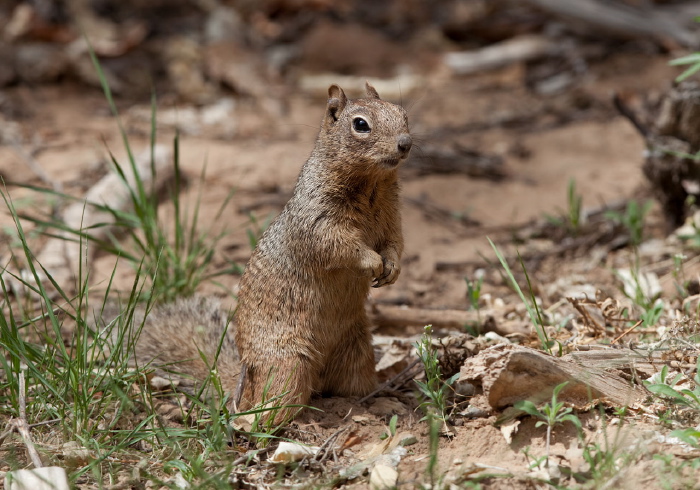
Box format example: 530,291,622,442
352,117,370,133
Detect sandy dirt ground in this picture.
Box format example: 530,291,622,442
2,38,700,488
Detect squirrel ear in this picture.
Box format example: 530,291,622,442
365,82,380,99
327,84,347,121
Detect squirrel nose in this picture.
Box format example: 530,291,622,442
397,134,412,155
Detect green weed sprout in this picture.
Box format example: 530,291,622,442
645,358,700,411
670,16,700,83
605,200,653,248
465,273,484,333
515,382,582,468
415,325,459,424
545,178,584,235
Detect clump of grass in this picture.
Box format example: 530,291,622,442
488,238,552,354
645,357,700,412
2,188,164,484
17,48,239,303
465,272,484,334
1,186,298,487
415,325,459,425
605,199,653,248
545,178,584,235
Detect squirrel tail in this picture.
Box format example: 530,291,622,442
111,295,241,397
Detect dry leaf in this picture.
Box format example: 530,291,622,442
340,431,364,451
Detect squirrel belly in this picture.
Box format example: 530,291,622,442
126,82,412,421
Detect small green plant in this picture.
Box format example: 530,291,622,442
545,178,584,235
415,325,459,424
670,427,700,448
245,212,275,250
577,441,620,485
605,200,653,248
522,446,548,471
670,21,700,82
514,382,582,467
488,238,552,353
614,250,665,328
568,405,630,487
645,358,700,411
380,414,399,440
640,300,664,328
672,253,690,300
465,273,484,333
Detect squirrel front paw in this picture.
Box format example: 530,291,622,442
373,254,401,288
358,249,384,279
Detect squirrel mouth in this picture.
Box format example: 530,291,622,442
380,156,403,168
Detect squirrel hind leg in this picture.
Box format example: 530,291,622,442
320,326,377,397
238,357,319,424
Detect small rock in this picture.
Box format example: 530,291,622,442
150,376,176,390
5,467,70,490
484,331,510,344
397,433,418,446
459,406,489,418
454,379,475,397
370,463,398,490
368,397,407,416
62,441,91,467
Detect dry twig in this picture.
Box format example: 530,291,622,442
358,358,422,404
9,369,44,468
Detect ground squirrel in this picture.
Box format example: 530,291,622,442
128,83,412,420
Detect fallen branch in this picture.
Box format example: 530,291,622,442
370,303,530,337
445,34,561,75
358,358,422,404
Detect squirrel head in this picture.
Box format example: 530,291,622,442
321,82,412,173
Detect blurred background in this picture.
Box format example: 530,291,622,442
1,0,699,308
1,0,697,101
